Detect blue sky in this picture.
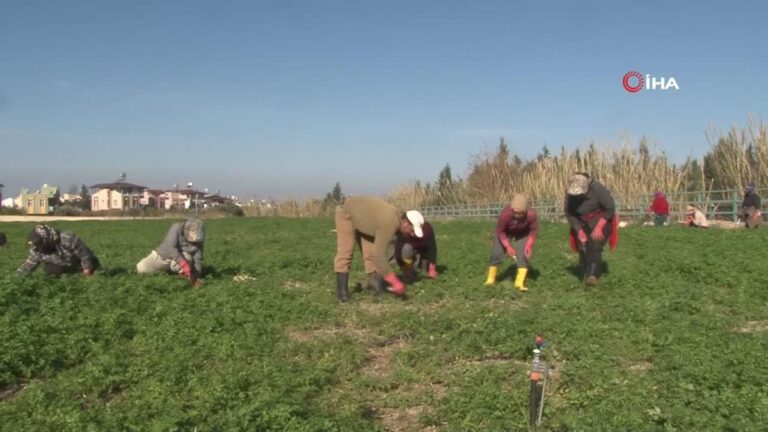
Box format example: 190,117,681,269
1,0,767,199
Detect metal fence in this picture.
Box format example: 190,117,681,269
419,188,765,223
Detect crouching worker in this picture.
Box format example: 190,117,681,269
740,184,761,228
484,194,538,291
17,225,100,277
137,218,205,286
685,205,709,228
394,216,438,282
565,173,618,287
334,196,423,302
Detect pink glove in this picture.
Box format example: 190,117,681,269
591,218,607,241
383,272,406,296
524,238,534,258
178,258,192,279
577,229,588,244
428,263,438,279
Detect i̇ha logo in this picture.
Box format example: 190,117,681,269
622,71,679,93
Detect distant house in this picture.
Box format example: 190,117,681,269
90,178,147,211
203,193,234,208
140,189,165,208
20,184,60,215
60,193,83,204
161,187,206,210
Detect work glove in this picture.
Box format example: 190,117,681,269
577,229,588,244
427,263,438,279
178,258,192,279
83,269,93,277
591,218,607,241
524,238,535,258
383,272,406,296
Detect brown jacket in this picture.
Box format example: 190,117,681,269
343,196,400,274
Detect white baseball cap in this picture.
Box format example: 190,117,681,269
406,210,425,238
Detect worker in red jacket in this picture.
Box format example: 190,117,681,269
647,191,670,226
484,193,538,291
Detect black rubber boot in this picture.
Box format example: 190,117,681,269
585,263,598,287
336,272,350,302
368,273,386,295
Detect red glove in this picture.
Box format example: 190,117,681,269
591,218,607,241
83,269,93,277
577,229,588,244
428,263,438,279
178,258,192,279
383,272,406,296
524,238,534,258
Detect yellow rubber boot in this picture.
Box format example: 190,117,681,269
484,266,498,286
514,268,529,292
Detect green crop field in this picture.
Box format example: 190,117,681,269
1,218,767,431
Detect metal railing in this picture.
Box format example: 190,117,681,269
419,188,765,222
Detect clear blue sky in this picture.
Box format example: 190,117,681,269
1,0,767,200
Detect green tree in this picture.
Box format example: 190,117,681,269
79,185,91,210
321,182,344,214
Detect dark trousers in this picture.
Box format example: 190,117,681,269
44,257,100,276
490,234,530,268
577,222,611,279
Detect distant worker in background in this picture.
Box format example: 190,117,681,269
564,173,619,287
136,218,205,287
685,205,709,228
334,195,424,301
648,190,670,226
394,218,438,282
17,225,100,277
740,184,761,228
484,193,539,291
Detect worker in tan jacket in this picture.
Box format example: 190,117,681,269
334,195,424,301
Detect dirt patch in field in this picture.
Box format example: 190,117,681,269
364,337,412,379
735,321,768,334
482,298,527,313
465,352,520,366
281,279,306,289
358,300,450,317
287,326,370,343
708,220,743,230
379,405,432,432
0,380,28,401
628,361,653,372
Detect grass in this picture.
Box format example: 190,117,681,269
0,218,767,431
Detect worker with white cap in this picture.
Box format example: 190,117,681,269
394,210,438,282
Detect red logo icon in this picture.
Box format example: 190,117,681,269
622,71,644,93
